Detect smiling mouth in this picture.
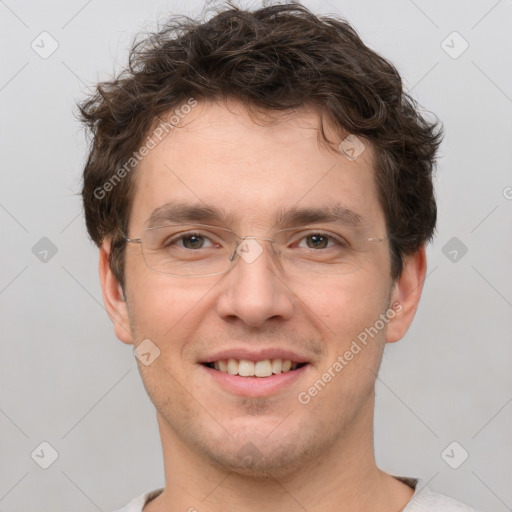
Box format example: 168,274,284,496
202,359,308,377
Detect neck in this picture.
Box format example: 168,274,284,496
145,392,414,512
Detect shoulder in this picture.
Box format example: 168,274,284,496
111,488,164,512
403,480,482,511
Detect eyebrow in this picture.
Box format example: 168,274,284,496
275,204,363,229
145,202,364,230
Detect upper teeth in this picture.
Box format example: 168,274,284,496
212,359,298,377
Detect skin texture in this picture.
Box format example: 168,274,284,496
99,99,426,511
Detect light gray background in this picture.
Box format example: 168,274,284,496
1,0,511,511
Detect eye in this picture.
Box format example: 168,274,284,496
301,234,330,249
166,232,217,250
296,232,347,250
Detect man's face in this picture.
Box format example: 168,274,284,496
117,100,395,477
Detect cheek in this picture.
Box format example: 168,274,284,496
125,278,209,398
300,272,390,394
303,273,388,336
124,262,220,347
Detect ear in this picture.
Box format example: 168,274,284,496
98,238,133,345
385,246,427,344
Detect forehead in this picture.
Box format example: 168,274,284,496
129,100,385,233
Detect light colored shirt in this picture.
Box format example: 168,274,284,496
112,476,482,511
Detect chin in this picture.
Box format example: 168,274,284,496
203,439,319,480
188,415,333,480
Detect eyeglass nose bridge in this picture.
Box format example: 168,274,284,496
228,235,278,263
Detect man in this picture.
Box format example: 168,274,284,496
79,3,480,511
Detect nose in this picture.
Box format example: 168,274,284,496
215,237,294,327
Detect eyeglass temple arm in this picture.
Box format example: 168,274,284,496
124,237,142,244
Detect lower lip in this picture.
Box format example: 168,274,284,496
200,364,310,397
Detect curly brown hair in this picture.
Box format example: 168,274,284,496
79,2,443,290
